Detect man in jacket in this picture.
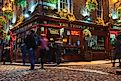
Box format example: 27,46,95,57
25,30,36,70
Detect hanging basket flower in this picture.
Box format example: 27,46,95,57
86,0,98,12
56,9,68,19
83,29,92,37
0,16,7,25
117,6,121,17
3,10,13,19
95,17,105,26
67,13,76,21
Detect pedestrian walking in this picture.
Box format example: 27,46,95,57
2,38,11,64
54,38,63,65
112,35,121,67
47,42,53,63
39,34,49,69
0,39,4,62
25,30,36,70
20,38,27,65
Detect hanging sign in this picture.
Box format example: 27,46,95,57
48,28,59,34
71,31,80,35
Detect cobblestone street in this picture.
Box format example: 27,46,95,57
0,61,121,81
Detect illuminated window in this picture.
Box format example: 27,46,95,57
60,0,68,9
58,0,73,13
97,0,102,17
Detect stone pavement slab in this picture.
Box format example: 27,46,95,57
0,60,121,81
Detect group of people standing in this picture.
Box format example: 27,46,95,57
21,30,49,70
20,30,63,70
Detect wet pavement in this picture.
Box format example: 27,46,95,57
0,61,121,81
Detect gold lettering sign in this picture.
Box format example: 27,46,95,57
48,28,59,34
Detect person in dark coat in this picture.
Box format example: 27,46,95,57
112,38,121,67
2,32,11,64
2,39,11,64
25,30,36,70
20,38,27,65
54,38,63,65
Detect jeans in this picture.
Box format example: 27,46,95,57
40,48,46,69
55,50,61,64
28,48,35,69
21,44,27,64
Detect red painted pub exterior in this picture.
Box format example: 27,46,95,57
11,4,120,62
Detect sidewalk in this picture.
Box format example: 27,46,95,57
0,60,120,81
60,60,112,66
2,60,112,67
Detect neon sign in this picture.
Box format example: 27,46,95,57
71,31,80,35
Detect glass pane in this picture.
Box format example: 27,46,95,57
72,36,80,46
60,3,62,8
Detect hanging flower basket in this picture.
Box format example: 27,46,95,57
83,29,92,37
0,16,7,25
95,17,105,26
86,0,97,12
3,10,13,19
117,7,121,17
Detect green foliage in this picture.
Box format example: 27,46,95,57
14,0,20,6
86,1,97,12
20,0,27,8
0,16,7,25
14,0,26,8
3,10,13,19
48,0,58,4
118,9,121,17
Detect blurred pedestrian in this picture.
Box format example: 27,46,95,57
54,38,63,65
2,32,12,64
40,34,49,69
112,37,121,67
20,38,27,65
48,42,53,63
0,39,4,62
2,38,11,64
25,30,36,70
9,31,16,63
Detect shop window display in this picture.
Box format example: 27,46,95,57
63,29,81,55
92,36,105,50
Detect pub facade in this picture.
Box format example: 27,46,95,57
10,3,114,62
7,0,121,63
